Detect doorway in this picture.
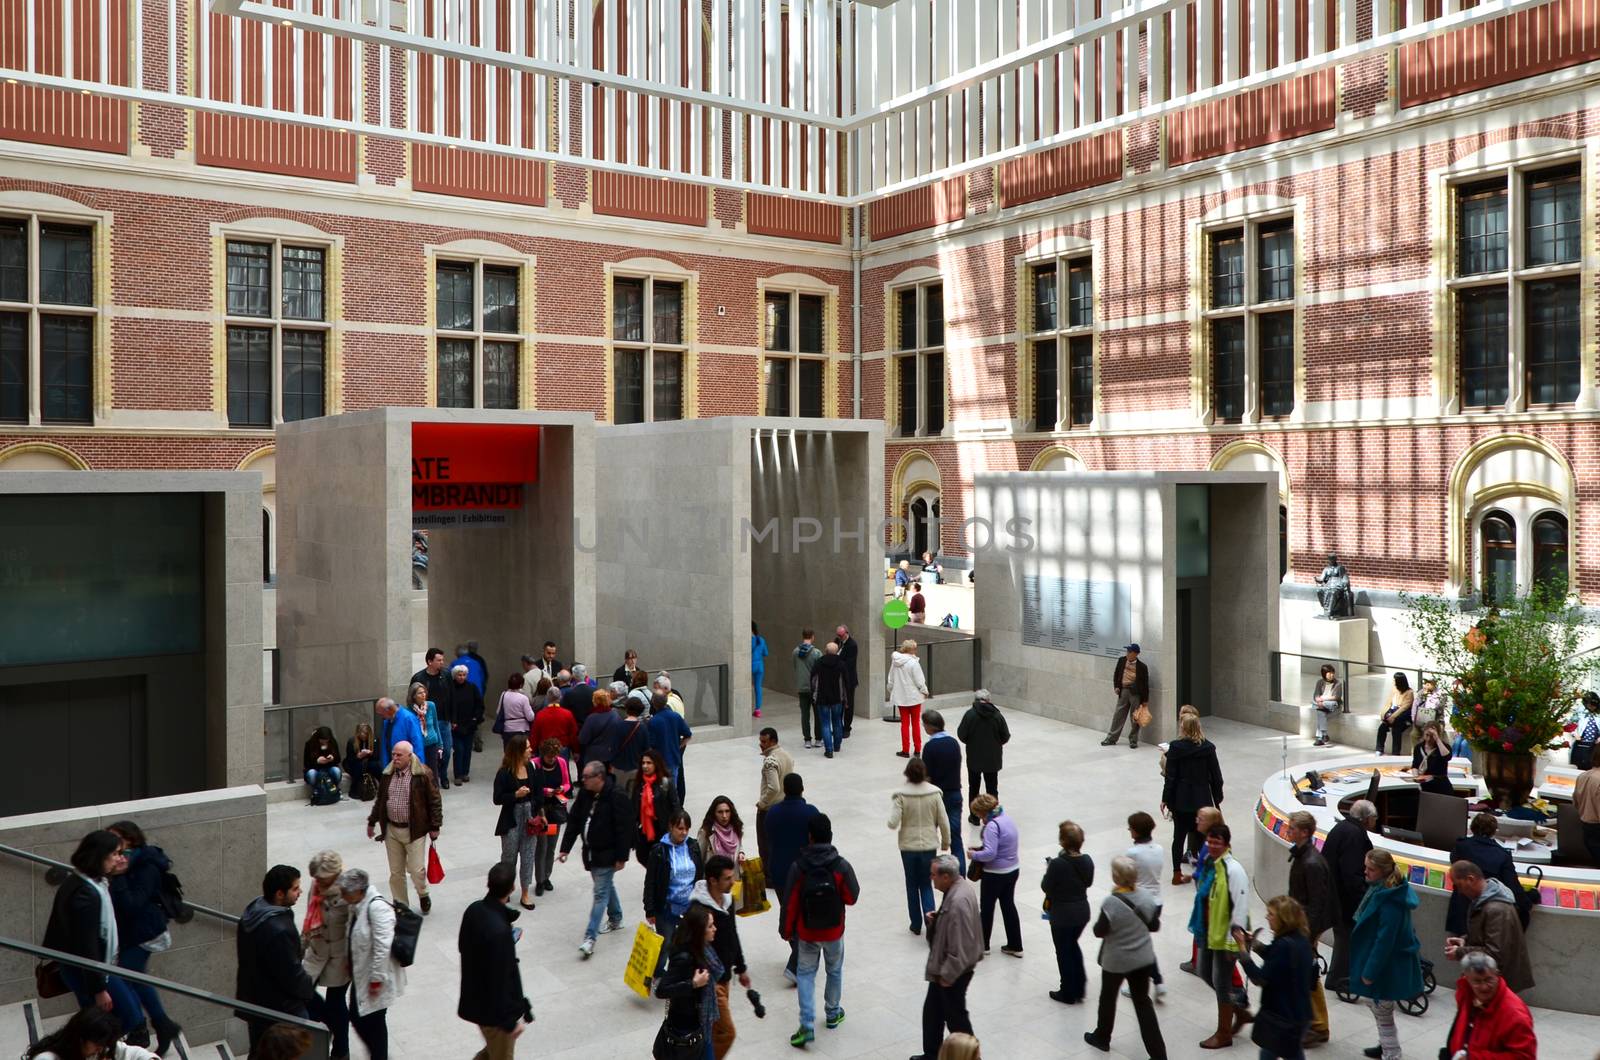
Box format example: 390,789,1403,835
1176,580,1211,717
2,675,149,814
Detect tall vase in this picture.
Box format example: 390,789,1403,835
1478,749,1537,809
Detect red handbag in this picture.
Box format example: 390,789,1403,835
426,844,445,885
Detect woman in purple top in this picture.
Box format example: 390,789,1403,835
968,793,1024,957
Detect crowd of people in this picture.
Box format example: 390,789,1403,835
29,630,1556,1060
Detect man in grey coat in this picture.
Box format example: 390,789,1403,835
913,855,983,1060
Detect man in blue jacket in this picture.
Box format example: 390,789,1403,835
377,696,423,768
920,710,966,874
765,772,820,982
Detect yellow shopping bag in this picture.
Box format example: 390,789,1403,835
622,922,665,999
736,857,771,917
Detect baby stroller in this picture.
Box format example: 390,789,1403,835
1334,957,1437,1016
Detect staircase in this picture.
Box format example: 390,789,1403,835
0,999,238,1060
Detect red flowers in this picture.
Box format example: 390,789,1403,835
1487,725,1501,739
1502,741,1514,751
1474,703,1484,712
1566,722,1579,732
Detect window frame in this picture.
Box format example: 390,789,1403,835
1447,157,1584,413
223,235,332,428
610,271,689,424
761,287,830,418
1024,254,1096,432
891,279,946,439
0,212,99,426
1201,214,1297,425
430,255,526,411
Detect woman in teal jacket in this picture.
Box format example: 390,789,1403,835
1348,848,1423,1060
750,622,769,719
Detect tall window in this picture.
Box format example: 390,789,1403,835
1532,512,1569,595
894,282,945,438
612,275,685,424
1204,218,1295,423
1027,256,1094,430
763,290,827,417
0,216,95,424
1480,511,1517,606
434,259,521,410
1452,162,1582,410
226,239,328,427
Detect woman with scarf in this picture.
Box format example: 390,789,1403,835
633,748,681,864
1191,823,1253,1049
696,796,746,864
106,821,181,1057
303,726,342,799
43,831,144,1038
300,849,351,1060
530,737,572,897
644,810,704,976
493,735,540,910
1234,895,1314,1060
654,904,722,1060
409,682,446,788
1349,849,1423,1060
344,722,378,800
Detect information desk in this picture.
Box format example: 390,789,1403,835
1253,755,1600,1016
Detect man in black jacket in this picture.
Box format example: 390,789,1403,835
1102,643,1151,748
692,854,752,1055
1286,810,1339,1046
558,760,637,958
1446,813,1524,935
834,624,859,738
458,862,531,1057
236,864,317,1053
921,709,966,874
1319,798,1377,991
409,647,450,709
441,664,485,786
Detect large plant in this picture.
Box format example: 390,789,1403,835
1401,583,1600,755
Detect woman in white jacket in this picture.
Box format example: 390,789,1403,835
339,868,405,1060
889,756,952,935
27,1010,157,1060
889,639,931,758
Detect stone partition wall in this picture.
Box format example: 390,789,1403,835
596,418,884,738
277,408,596,707
974,471,1279,742
0,787,268,1048
749,425,885,718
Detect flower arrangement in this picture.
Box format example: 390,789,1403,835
1401,583,1600,756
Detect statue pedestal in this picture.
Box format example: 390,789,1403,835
1300,616,1370,673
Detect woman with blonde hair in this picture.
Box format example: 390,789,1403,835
1162,712,1223,884
888,638,931,757
344,721,377,799
1235,895,1314,1059
301,850,350,1059
1083,856,1167,1058
937,1032,981,1060
1349,850,1422,1060
967,794,1023,957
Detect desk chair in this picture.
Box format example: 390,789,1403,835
1417,790,1468,851
1556,804,1594,866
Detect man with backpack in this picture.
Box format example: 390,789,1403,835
780,814,860,1049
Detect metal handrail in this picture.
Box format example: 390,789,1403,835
0,937,329,1058
0,842,240,925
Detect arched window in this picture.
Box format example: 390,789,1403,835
1532,512,1569,595
1480,511,1516,605
1279,505,1288,582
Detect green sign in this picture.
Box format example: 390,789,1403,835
882,599,910,629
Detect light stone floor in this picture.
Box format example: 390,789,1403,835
266,698,1598,1059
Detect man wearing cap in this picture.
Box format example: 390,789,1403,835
1102,643,1150,749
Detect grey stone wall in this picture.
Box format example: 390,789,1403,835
1208,481,1279,729
0,787,267,1046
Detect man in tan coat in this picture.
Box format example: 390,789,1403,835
755,727,795,889
1444,860,1535,994
914,855,983,1060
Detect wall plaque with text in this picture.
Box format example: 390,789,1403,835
1020,575,1135,658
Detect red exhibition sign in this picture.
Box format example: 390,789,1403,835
411,422,541,514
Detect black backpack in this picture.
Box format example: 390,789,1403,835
799,862,844,931
157,868,193,924
310,772,342,806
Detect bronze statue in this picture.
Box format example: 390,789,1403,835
1315,553,1354,619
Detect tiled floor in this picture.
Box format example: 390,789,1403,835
267,698,1592,1058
